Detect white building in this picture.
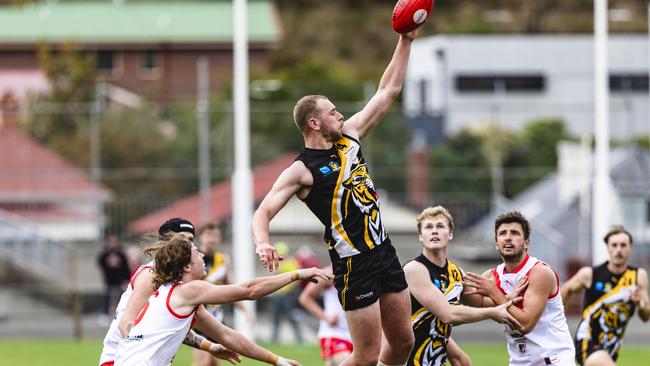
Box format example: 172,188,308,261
404,34,649,139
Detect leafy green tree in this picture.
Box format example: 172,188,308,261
504,118,571,196
24,42,96,161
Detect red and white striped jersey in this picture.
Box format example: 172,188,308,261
115,282,197,366
99,262,153,366
492,255,575,366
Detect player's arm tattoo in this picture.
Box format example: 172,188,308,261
182,329,206,349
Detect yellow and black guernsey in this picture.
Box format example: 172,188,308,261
574,262,638,365
296,134,389,261
407,255,464,366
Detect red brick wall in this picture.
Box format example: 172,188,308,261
0,46,272,102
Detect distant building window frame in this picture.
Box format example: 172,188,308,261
95,50,123,78
610,74,648,93
455,74,546,93
139,50,162,80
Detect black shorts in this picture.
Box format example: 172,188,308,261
332,240,407,311
575,337,618,366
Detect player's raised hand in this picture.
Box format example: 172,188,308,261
462,272,499,298
255,243,283,272
402,27,418,41
297,267,334,284
508,276,529,301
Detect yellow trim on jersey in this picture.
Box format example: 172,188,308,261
341,257,352,310
331,143,356,252
580,338,589,362
413,336,431,366
363,215,375,250
582,269,637,320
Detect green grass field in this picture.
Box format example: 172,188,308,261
0,340,647,365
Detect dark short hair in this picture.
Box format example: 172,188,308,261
494,211,531,240
158,217,195,238
199,222,220,236
603,225,633,245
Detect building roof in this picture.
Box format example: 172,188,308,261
0,1,281,46
128,153,298,234
0,126,110,201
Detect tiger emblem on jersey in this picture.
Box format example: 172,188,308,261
342,163,377,215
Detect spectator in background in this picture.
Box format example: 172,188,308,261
125,244,144,271
295,244,321,270
97,233,131,324
270,242,303,343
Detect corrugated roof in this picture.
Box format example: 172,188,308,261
128,153,298,234
0,1,280,45
0,126,110,200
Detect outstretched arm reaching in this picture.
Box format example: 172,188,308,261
343,30,418,140
194,306,300,366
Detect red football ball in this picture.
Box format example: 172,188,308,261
392,0,434,33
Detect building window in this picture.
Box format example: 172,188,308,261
138,51,162,79
141,51,159,72
610,74,648,93
455,74,545,93
96,50,115,72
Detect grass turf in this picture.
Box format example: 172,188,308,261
0,340,647,365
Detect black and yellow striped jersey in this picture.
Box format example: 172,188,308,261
296,134,389,261
575,262,638,363
408,255,464,366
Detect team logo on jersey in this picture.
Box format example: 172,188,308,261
319,162,341,176
595,281,604,291
433,279,441,289
335,140,351,153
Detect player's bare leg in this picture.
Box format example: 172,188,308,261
584,350,616,366
378,289,414,365
340,301,383,366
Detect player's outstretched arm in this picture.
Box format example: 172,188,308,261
343,30,417,140
298,267,337,325
194,306,300,366
183,326,241,364
560,266,592,308
253,161,312,272
404,261,520,329
118,267,155,336
633,268,650,322
180,268,332,309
